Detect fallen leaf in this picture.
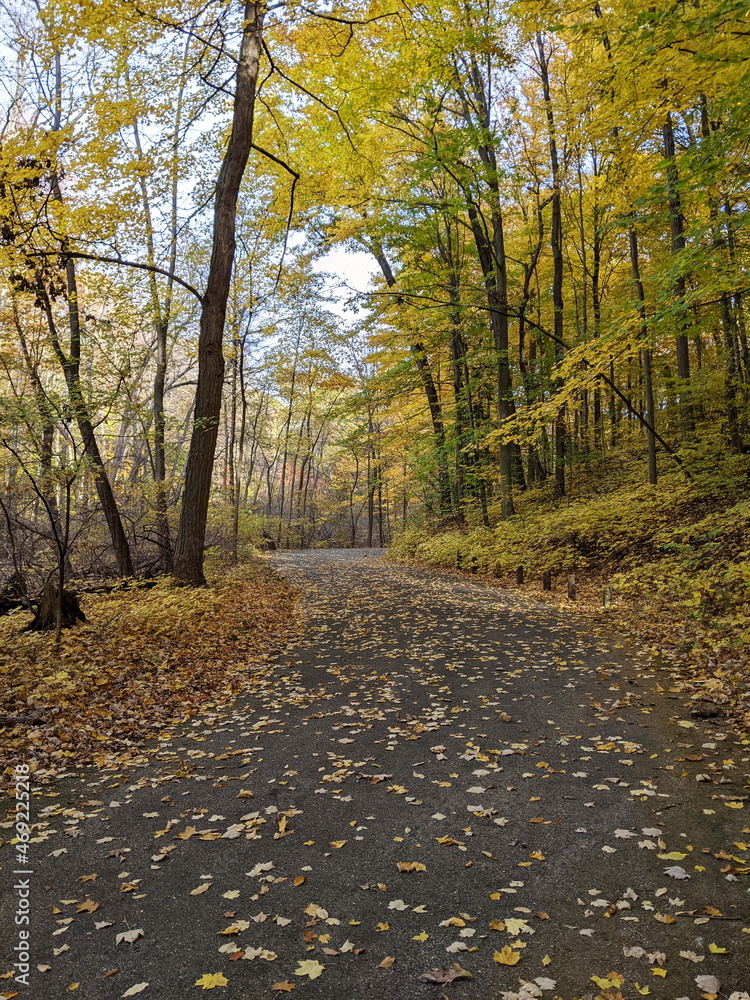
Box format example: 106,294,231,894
270,984,295,993
195,973,229,989
695,975,720,993
664,865,690,880
115,929,144,945
418,964,472,983
294,960,325,980
121,986,148,998
493,946,521,966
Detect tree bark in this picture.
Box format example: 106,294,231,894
628,228,658,483
662,112,694,437
173,2,264,585
536,33,566,498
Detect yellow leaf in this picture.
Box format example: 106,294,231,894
542,955,551,966
489,919,505,931
412,930,429,942
69,985,79,992
724,801,744,809
651,967,666,977
634,984,651,995
294,960,325,980
379,956,395,968
396,862,426,872
329,841,347,849
657,851,687,860
708,943,727,954
194,973,228,989
493,946,521,966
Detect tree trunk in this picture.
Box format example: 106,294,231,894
46,55,134,578
537,34,566,499
662,112,694,437
28,579,85,632
173,2,264,585
628,229,658,484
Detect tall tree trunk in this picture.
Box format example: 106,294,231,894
662,111,694,438
628,229,658,483
173,2,264,585
536,34,566,498
47,54,134,578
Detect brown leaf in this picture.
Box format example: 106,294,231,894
418,964,472,983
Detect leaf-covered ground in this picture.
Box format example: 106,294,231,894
0,560,298,789
1,550,749,1000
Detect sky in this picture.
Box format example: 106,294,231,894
311,246,378,318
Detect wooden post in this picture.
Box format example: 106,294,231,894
542,571,552,591
567,573,576,600
603,585,613,607
516,566,524,585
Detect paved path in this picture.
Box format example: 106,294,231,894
2,551,749,1000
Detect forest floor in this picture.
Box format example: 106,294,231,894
0,560,297,788
1,550,749,1000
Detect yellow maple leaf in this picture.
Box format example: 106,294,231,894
651,967,666,977
412,930,429,942
708,943,727,953
294,960,324,980
195,973,228,989
493,946,521,966
634,985,650,996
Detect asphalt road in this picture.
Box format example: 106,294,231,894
2,550,749,1000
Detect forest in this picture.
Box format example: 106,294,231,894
0,0,748,646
